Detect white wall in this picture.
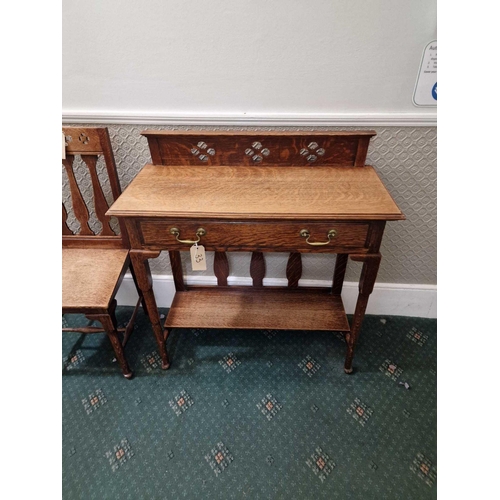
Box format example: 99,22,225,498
63,0,437,119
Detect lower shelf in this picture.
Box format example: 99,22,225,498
164,287,350,332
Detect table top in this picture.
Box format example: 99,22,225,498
107,164,405,221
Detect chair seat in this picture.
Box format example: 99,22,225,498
62,248,129,312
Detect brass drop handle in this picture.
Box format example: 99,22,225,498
300,228,337,246
170,227,206,244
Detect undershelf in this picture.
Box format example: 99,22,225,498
164,287,350,332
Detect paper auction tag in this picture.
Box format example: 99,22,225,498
62,132,66,159
190,244,206,271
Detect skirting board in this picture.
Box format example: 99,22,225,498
116,274,437,319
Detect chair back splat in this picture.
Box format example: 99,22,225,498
62,127,129,248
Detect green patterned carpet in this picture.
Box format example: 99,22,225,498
62,307,437,499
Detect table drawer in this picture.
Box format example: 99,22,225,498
139,220,370,252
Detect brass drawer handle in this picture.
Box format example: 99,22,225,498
170,227,206,244
300,228,337,246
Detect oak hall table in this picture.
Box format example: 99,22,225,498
107,130,405,373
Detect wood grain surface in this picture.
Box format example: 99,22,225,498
142,131,375,167
138,220,370,252
107,165,405,220
164,288,350,331
62,248,129,311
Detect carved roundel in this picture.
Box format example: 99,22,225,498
191,141,216,162
245,141,271,163
78,133,90,145
300,142,326,163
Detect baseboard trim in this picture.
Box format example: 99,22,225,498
62,111,436,127
116,274,437,318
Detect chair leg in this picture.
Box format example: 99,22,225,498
87,304,133,379
129,263,150,319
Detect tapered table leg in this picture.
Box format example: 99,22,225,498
129,250,170,369
344,253,381,374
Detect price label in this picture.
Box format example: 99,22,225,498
190,244,207,271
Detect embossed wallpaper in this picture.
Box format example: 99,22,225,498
62,125,437,285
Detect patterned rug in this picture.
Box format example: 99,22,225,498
62,307,437,499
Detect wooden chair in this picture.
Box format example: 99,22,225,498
62,126,141,378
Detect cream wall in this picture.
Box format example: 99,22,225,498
63,0,437,118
